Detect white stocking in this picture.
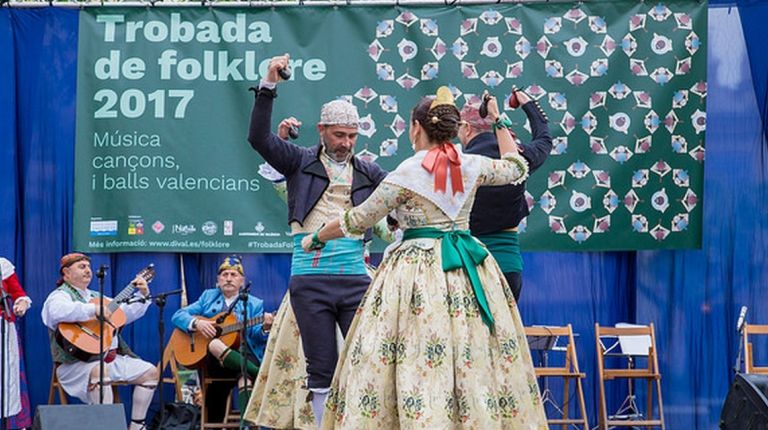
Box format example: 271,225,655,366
310,388,329,429
87,382,113,405
128,385,156,430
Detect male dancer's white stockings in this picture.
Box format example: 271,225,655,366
310,387,330,429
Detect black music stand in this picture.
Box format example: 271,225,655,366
600,323,653,429
527,329,564,417
528,332,559,351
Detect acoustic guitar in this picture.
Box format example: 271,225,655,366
169,311,264,367
56,264,156,361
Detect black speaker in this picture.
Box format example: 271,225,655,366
33,404,125,430
720,373,768,429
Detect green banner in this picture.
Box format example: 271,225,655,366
74,2,706,252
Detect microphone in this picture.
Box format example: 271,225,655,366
277,66,291,81
736,306,748,333
240,280,252,294
96,264,109,279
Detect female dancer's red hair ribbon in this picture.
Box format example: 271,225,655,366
421,143,464,195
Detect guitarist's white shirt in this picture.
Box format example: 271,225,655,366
41,283,156,404
42,284,151,349
223,295,238,307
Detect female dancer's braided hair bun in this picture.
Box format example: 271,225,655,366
423,104,461,142
411,86,461,142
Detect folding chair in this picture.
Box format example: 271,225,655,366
525,325,589,430
743,323,768,374
158,341,184,401
48,362,126,404
595,323,664,429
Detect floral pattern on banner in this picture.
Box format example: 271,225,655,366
351,1,706,251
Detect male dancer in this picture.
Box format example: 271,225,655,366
458,89,552,300
247,54,386,426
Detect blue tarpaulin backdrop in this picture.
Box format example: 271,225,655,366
1,3,767,429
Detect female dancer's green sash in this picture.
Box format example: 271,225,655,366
402,228,494,330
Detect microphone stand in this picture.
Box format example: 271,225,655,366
155,289,184,428
124,288,185,427
238,281,251,430
734,312,748,374
96,265,108,405
1,264,8,429
216,291,242,325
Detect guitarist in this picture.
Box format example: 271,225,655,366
41,253,158,430
171,255,273,423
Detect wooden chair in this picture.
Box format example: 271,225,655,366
49,342,182,407
525,325,589,430
200,364,241,429
47,364,69,404
743,323,768,374
48,362,125,404
595,323,664,429
158,341,240,428
158,341,184,401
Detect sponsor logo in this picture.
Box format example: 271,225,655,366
223,220,233,236
201,221,217,236
128,216,144,235
172,224,196,236
90,219,118,237
152,221,165,234
238,221,281,237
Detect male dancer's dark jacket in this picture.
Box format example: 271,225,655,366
465,101,552,234
248,86,386,241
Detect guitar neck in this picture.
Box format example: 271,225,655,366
107,283,137,313
105,265,155,312
220,316,264,336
